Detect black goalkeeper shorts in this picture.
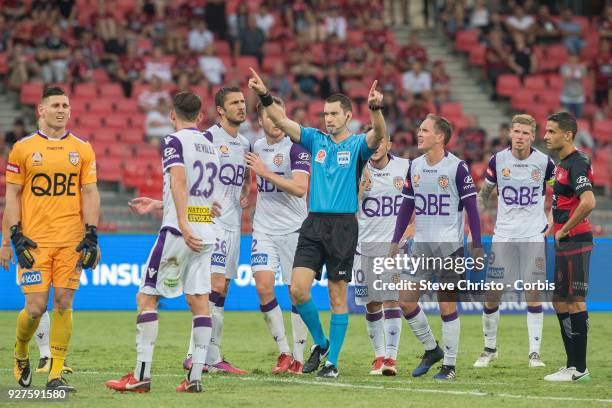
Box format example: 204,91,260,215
292,212,358,282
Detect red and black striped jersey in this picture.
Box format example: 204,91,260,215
552,149,593,237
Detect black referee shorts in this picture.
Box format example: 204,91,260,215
554,233,593,298
292,212,358,282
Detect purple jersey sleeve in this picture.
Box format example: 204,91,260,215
290,143,311,174
401,162,415,198
456,161,477,200
484,154,497,184
161,135,184,172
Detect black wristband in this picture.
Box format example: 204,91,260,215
369,104,383,111
259,92,273,107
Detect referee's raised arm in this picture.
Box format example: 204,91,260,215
248,68,302,144
365,80,387,150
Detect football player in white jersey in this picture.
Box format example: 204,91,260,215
106,91,220,393
244,97,310,374
391,114,483,380
128,87,251,375
355,136,410,376
473,114,555,369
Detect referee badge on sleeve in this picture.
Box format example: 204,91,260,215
315,149,326,164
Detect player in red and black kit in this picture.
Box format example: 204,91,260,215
543,112,596,383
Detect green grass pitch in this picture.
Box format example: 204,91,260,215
1,311,611,407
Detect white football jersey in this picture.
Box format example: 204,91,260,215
252,136,311,235
485,147,555,238
203,123,251,232
402,152,477,251
160,128,220,243
358,155,410,255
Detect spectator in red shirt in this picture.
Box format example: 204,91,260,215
431,60,450,105
600,5,612,40
486,30,522,100
591,40,611,107
457,116,487,164
116,44,144,97
363,17,388,54
67,48,92,87
397,30,427,72
405,94,430,130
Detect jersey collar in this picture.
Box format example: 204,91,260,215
37,129,69,140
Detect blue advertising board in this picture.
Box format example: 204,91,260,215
1,235,611,313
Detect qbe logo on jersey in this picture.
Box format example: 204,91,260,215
21,271,42,286
337,151,350,167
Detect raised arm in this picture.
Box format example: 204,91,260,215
245,152,309,198
365,80,386,150
248,67,302,143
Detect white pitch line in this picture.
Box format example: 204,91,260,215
236,376,612,404
3,369,611,403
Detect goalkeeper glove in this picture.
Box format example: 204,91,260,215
10,223,37,269
76,224,100,269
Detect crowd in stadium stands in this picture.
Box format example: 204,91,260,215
0,0,610,234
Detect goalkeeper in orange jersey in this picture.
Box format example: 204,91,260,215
4,86,100,392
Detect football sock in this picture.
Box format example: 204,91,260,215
483,305,500,351
189,315,212,382
570,311,588,373
295,298,328,349
441,311,460,366
49,309,73,380
383,307,403,360
135,311,158,381
15,309,41,359
365,309,385,358
327,313,348,367
34,311,51,358
291,305,307,363
404,305,437,351
557,312,575,368
206,291,225,365
260,298,290,354
527,305,543,354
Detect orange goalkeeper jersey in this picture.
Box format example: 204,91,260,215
5,131,97,247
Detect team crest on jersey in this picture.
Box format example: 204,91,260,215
219,145,230,156
315,149,326,164
535,257,545,270
393,176,403,190
438,175,449,188
412,174,420,187
32,152,43,166
531,169,542,182
273,153,284,167
69,152,80,166
502,168,511,178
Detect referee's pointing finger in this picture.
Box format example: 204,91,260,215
369,80,378,94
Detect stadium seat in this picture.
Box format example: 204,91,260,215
74,83,98,98
262,56,285,74
468,45,486,66
99,83,124,98
593,120,612,144
511,91,536,111
440,102,463,118
455,30,479,53
88,98,114,113
523,75,547,92
20,83,43,105
91,128,118,143
263,42,283,56
97,157,123,182
496,74,520,97
91,69,109,83
237,56,260,71
214,40,232,56
537,91,560,108
77,115,103,128
119,130,145,144
105,115,130,130
0,52,7,74
114,98,139,114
